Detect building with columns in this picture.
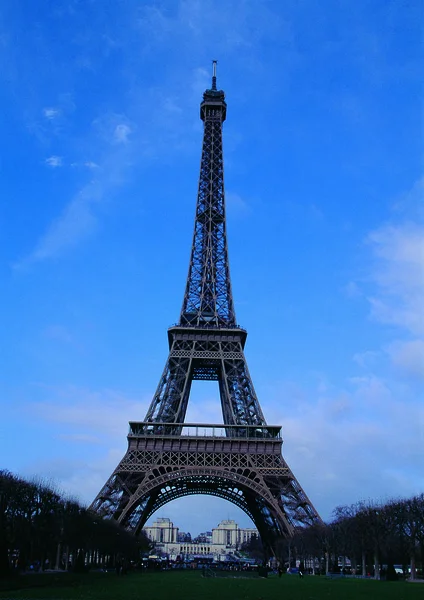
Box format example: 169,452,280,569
144,517,179,544
212,519,257,547
143,518,258,560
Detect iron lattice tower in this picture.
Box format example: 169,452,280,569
91,63,322,552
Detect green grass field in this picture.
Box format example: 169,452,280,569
0,571,423,600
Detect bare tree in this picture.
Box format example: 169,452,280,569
0,470,150,577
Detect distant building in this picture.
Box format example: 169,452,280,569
193,531,212,543
177,531,192,542
143,518,258,561
212,519,257,547
144,517,179,544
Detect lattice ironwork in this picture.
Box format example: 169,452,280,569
91,63,322,554
91,430,320,546
180,82,233,330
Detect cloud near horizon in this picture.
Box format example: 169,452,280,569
366,219,424,336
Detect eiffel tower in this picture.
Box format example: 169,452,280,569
90,63,322,552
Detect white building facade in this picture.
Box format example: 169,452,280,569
144,517,179,544
143,518,258,560
212,519,257,547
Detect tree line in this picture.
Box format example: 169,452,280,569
0,470,150,578
276,495,424,580
2,469,422,580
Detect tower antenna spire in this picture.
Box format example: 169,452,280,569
212,59,217,90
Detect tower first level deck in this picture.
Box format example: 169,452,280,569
121,422,289,474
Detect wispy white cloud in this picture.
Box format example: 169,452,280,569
137,0,286,53
343,280,361,298
17,112,137,266
366,220,424,335
366,178,424,336
263,374,424,515
392,176,424,219
352,350,380,369
43,107,61,119
348,374,392,404
385,339,424,380
226,191,251,217
70,161,100,169
114,123,132,144
27,384,150,438
162,97,183,114
190,67,209,98
19,453,125,507
84,161,99,169
301,180,423,513
184,392,224,425
20,181,99,264
92,113,134,145
347,179,424,389
15,385,152,504
18,66,209,267
45,155,63,167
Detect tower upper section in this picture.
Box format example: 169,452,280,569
179,62,236,329
200,60,227,122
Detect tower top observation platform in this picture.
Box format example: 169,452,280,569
201,60,226,121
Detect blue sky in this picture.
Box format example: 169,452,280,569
1,0,423,536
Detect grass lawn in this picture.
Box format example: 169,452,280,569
0,571,423,600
